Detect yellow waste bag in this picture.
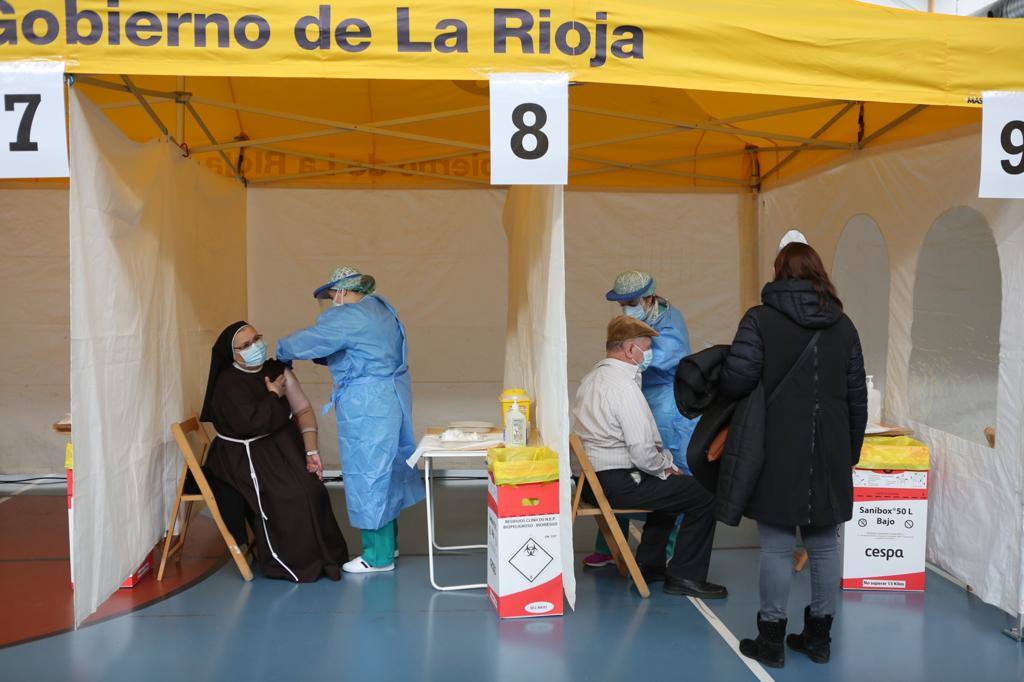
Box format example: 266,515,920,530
487,446,559,486
858,436,930,471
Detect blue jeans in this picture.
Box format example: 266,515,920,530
758,522,840,621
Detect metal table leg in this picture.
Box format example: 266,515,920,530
424,455,486,592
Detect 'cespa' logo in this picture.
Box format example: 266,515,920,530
865,547,904,561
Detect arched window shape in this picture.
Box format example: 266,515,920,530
909,207,1001,444
832,214,891,401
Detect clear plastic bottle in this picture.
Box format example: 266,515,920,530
867,375,882,426
504,399,528,447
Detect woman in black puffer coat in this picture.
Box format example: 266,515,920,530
722,242,867,669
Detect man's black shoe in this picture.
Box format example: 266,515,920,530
663,577,728,599
639,564,666,584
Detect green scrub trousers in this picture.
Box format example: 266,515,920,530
361,521,398,567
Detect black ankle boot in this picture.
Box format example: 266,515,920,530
786,605,833,663
739,613,787,668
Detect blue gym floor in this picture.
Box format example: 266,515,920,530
1,547,1020,682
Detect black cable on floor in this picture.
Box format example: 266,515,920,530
0,476,67,485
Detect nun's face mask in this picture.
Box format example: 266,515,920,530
232,326,268,367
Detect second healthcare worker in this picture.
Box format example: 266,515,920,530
583,270,699,569
277,266,424,574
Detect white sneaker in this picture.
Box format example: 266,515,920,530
343,556,395,574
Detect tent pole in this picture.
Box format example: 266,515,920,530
569,101,852,153
175,76,185,143
75,75,177,100
121,75,175,145
188,106,490,155
760,101,858,182
571,105,856,149
1006,612,1024,642
738,193,761,311
859,105,928,148
569,144,841,180
738,148,761,311
570,153,751,186
188,97,488,153
184,100,246,186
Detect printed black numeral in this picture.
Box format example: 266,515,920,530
999,120,1024,175
510,102,549,161
4,94,42,152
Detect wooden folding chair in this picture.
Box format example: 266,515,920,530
157,415,253,581
570,434,653,598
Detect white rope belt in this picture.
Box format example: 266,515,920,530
215,430,299,583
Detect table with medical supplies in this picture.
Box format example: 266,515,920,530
408,429,501,592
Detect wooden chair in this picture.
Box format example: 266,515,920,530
570,434,653,598
157,415,253,582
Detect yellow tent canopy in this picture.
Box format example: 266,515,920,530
3,0,1020,189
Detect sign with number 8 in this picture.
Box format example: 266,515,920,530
0,62,68,179
490,74,568,185
980,92,1024,198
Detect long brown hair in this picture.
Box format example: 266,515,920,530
773,242,843,312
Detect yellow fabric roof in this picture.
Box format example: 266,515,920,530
64,74,977,190
4,0,1017,190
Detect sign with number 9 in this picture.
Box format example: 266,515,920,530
980,92,1024,198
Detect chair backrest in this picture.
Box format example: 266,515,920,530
570,434,598,477
171,415,211,475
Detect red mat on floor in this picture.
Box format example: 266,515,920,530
0,494,228,648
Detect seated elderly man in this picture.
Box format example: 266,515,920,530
573,316,726,599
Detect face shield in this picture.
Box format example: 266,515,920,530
317,288,342,312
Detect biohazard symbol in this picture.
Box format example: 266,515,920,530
508,537,554,583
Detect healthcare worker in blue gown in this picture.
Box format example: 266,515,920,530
583,270,699,569
277,266,424,574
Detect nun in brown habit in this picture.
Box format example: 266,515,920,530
200,321,348,582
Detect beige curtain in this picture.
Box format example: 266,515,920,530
502,185,573,608
68,90,246,625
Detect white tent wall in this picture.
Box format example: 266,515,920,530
760,131,1024,617
68,91,247,625
246,189,744,469
0,189,71,473
246,188,509,469
502,185,573,608
564,191,743,389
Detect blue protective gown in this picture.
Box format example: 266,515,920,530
276,295,424,530
643,303,699,472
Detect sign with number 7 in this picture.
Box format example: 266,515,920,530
490,73,568,186
980,91,1024,199
0,62,68,179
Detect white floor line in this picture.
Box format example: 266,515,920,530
689,596,775,682
627,524,775,682
0,480,44,506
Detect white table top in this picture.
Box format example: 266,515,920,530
407,433,499,469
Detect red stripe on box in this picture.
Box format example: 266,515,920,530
854,487,928,501
842,571,926,591
490,574,564,618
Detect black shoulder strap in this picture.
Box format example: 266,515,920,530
767,330,822,405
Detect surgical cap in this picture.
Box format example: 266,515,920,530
606,270,656,302
313,265,377,299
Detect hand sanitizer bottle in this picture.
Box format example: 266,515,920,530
867,375,882,426
505,399,528,447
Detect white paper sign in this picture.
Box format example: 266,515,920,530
489,73,568,186
980,91,1024,199
0,62,68,179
